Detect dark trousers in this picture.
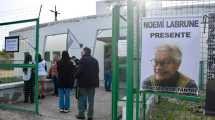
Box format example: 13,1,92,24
52,76,58,95
24,81,34,103
78,88,95,118
104,72,112,91
105,79,111,91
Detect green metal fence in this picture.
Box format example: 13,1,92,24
0,18,40,114
112,0,215,120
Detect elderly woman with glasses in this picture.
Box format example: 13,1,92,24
142,44,197,93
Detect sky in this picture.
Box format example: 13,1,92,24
0,0,98,22
0,0,99,50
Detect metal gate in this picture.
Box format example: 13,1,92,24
0,18,40,114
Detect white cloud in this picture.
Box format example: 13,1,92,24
0,0,98,50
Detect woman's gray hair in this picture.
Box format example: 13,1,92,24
155,44,182,64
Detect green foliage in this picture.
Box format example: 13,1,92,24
0,51,13,70
0,77,21,84
0,51,14,59
146,97,210,120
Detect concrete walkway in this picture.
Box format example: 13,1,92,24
0,87,112,120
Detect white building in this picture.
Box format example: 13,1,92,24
9,0,120,82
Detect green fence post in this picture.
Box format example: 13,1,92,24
127,0,134,119
135,2,141,120
142,91,146,120
199,61,204,90
35,18,40,114
112,5,120,120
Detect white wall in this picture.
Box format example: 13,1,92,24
10,15,112,82
94,41,105,81
45,34,67,52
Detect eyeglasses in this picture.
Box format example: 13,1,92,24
150,59,175,67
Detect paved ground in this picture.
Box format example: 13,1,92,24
0,87,112,120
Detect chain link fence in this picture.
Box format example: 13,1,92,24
139,0,215,119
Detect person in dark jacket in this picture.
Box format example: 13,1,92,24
22,52,35,103
75,47,99,120
57,51,76,113
70,56,80,99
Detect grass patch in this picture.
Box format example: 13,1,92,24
146,97,215,120
0,77,22,84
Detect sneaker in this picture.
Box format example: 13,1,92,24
63,109,69,113
75,114,85,119
59,109,64,113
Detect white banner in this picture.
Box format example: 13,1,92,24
141,16,201,91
